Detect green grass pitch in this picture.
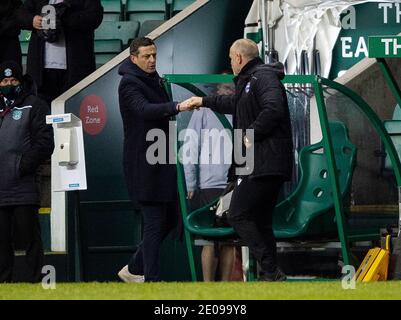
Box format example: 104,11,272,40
1,281,401,300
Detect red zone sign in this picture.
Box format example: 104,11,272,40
80,94,107,135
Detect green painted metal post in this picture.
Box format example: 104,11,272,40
376,57,401,236
177,162,198,281
313,78,351,266
163,81,198,281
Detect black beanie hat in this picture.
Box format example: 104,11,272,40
0,61,23,83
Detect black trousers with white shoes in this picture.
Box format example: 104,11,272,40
128,201,179,282
228,176,284,276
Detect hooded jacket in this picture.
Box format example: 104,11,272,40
118,58,178,204
16,0,103,90
0,75,54,206
203,58,293,181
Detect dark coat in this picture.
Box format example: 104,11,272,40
16,0,103,89
118,58,179,203
0,0,23,65
203,58,293,181
0,0,22,38
0,75,54,206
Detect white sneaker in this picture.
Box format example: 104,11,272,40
118,265,145,283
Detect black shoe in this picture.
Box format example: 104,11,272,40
259,268,287,282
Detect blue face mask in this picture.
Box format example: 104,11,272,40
0,85,22,101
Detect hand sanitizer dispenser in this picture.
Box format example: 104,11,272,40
57,127,79,166
46,113,87,192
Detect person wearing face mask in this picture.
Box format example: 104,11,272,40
0,61,54,283
0,0,23,66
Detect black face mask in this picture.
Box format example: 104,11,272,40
0,85,22,101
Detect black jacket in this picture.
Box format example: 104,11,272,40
118,58,179,203
17,0,103,89
203,58,293,181
0,0,22,38
0,75,54,206
0,0,23,65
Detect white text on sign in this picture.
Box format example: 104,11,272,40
381,38,401,56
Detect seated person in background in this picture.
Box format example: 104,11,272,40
184,80,236,282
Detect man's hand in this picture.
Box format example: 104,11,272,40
187,191,195,200
33,15,43,29
177,98,197,112
244,135,252,149
176,97,203,112
188,97,203,109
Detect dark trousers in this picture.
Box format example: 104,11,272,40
228,176,284,275
189,188,224,211
0,205,44,283
38,68,68,106
0,37,22,67
128,201,178,282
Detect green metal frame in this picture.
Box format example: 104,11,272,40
375,57,401,237
163,73,401,281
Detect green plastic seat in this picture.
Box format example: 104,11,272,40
126,0,166,25
186,199,235,238
95,21,140,46
94,39,123,67
184,121,356,240
96,53,120,66
383,120,401,170
95,20,141,66
19,30,31,56
101,0,123,21
171,0,195,16
138,19,166,37
273,121,357,239
94,39,123,54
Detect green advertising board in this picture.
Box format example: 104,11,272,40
369,35,401,58
330,2,401,79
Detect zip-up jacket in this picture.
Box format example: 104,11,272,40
0,75,54,206
203,58,294,181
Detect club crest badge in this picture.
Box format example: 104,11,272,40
12,110,22,121
4,68,12,77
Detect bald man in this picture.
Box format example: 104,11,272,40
187,39,293,281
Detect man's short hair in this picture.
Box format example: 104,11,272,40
231,39,260,60
130,37,155,56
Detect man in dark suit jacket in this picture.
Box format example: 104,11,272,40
117,37,192,282
17,0,103,105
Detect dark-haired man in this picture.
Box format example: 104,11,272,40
117,37,192,282
0,61,54,283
